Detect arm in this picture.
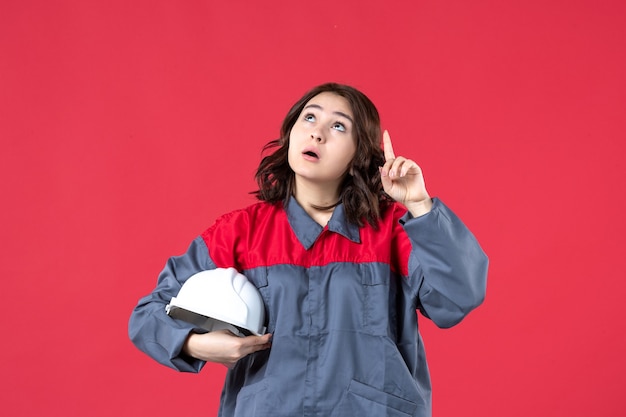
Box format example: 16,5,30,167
381,130,488,327
401,198,488,328
128,219,272,371
183,330,272,369
128,236,214,372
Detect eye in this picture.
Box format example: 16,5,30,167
332,122,346,132
304,114,316,122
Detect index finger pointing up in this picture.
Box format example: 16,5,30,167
383,130,396,161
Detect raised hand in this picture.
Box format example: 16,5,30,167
380,130,433,217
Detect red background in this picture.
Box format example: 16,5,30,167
1,1,625,416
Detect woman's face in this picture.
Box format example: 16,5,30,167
287,92,357,190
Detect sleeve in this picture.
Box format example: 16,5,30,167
128,236,217,372
400,198,489,328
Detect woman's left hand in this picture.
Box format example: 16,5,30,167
380,130,433,217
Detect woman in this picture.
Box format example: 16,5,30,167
129,83,488,417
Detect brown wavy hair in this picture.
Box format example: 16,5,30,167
253,83,391,228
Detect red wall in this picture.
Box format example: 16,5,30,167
2,1,625,416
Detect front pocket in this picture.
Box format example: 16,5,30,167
347,380,419,416
233,380,268,417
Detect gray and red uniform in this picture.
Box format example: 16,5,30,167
129,197,488,417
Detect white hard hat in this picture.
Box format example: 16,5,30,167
165,268,266,337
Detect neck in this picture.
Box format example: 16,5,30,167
292,177,341,225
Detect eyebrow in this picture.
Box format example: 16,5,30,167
304,104,354,125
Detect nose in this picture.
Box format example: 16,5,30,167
310,131,324,143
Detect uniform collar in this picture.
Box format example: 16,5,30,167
284,196,361,250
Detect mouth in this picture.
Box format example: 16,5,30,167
302,149,320,159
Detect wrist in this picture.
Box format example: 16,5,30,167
183,332,201,359
405,198,433,217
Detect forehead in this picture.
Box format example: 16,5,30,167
304,92,353,118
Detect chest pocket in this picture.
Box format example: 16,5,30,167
359,263,398,337
244,267,273,333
